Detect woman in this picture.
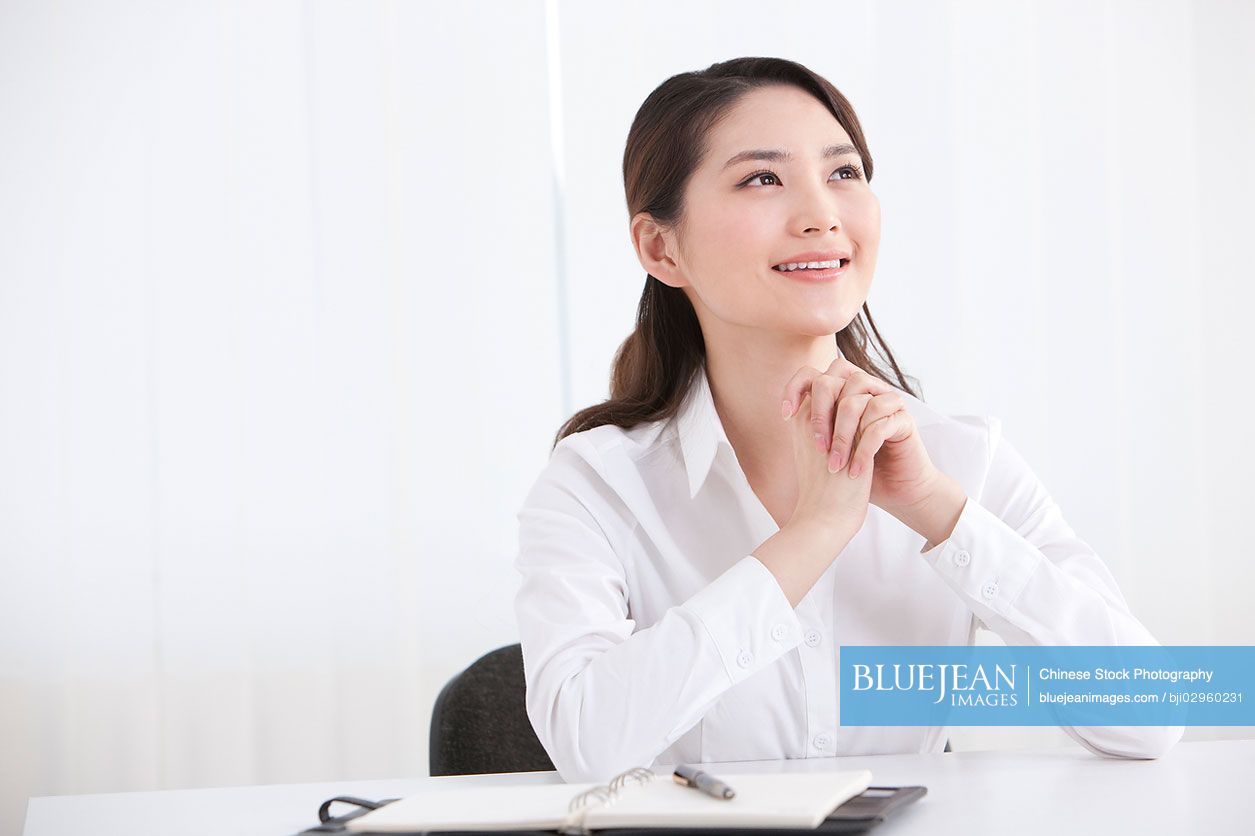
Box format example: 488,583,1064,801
513,57,1182,782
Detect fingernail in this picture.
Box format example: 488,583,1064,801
829,451,843,473
782,400,792,419
848,461,862,479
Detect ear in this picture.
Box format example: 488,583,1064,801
630,212,689,289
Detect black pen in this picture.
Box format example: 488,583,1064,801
672,764,737,799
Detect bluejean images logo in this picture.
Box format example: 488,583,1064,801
852,662,1018,707
839,646,1254,726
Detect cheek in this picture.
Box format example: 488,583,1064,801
712,206,773,254
690,206,772,284
853,192,881,240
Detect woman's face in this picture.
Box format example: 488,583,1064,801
652,84,880,338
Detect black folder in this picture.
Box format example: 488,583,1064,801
295,785,927,836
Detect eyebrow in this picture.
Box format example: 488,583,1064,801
721,143,860,171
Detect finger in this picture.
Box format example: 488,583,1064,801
847,410,908,479
855,392,906,439
788,391,815,455
829,391,902,472
780,366,823,420
785,361,893,420
808,374,846,454
825,355,864,379
845,368,893,398
825,358,895,397
791,391,837,470
827,391,874,473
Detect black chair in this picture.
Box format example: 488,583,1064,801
428,642,953,775
429,643,556,776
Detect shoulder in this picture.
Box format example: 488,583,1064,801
520,417,674,530
548,416,675,478
890,384,1061,522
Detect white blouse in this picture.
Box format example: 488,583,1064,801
512,365,1183,782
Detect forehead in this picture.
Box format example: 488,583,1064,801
707,85,853,157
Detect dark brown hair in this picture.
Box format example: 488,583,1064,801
553,57,922,450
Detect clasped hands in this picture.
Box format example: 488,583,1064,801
780,357,945,517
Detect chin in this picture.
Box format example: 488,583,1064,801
788,309,858,337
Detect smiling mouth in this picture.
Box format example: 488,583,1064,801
772,258,851,273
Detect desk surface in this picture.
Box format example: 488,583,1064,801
22,740,1251,836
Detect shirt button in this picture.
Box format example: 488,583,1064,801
804,630,822,648
954,550,971,566
813,733,833,750
981,580,998,600
737,649,754,668
770,623,789,641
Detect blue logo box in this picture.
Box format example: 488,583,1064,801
838,646,1254,726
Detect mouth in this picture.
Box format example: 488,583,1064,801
771,258,850,282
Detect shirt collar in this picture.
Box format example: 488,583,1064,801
674,349,848,499
675,365,732,499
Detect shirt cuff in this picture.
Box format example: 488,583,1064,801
682,555,805,686
919,495,1044,615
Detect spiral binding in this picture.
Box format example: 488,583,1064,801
558,766,657,836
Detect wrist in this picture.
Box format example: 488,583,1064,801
755,517,858,608
887,473,967,546
783,511,861,550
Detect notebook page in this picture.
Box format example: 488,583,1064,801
345,782,601,832
345,769,874,833
587,771,874,829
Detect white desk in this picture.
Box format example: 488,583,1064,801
22,740,1250,836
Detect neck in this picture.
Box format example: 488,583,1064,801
704,329,842,480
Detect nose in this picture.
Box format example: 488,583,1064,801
795,179,843,235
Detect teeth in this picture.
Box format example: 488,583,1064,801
774,259,844,272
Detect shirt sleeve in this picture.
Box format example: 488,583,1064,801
513,442,805,783
919,416,1184,760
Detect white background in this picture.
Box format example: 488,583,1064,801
2,1,1253,835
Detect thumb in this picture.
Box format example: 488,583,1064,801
788,392,814,450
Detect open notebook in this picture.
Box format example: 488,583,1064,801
345,767,874,833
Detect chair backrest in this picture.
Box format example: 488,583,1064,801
428,643,556,776
428,643,953,773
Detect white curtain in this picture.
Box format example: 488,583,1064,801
2,1,1253,833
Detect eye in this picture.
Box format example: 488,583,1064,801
739,163,865,188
